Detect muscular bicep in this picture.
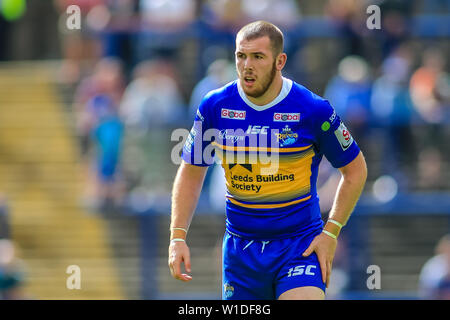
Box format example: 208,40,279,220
338,151,368,182
178,160,210,182
170,161,210,235
173,161,210,197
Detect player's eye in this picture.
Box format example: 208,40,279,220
255,55,263,59
236,53,245,59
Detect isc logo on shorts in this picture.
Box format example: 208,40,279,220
287,265,316,277
273,113,300,122
221,108,246,120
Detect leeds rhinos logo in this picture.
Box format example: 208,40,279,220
276,125,298,147
224,283,234,298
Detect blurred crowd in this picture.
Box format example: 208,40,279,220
1,1,448,209
43,0,449,212
419,234,450,299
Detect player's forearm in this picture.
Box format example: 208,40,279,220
170,161,208,240
324,152,367,237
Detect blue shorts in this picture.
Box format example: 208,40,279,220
222,229,326,300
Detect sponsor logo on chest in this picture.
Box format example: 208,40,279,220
221,108,246,120
273,112,300,122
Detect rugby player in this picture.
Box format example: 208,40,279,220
168,21,367,300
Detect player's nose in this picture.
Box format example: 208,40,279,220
243,57,254,70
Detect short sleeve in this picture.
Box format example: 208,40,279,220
315,100,360,168
181,95,216,166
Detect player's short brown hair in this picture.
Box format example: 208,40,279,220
236,21,284,57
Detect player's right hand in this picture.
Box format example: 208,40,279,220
168,241,192,282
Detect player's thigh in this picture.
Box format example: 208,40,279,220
274,239,326,299
278,286,325,300
222,233,274,299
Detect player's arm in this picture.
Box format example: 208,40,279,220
303,151,367,287
168,160,209,282
325,151,367,236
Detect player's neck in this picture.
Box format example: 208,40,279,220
246,73,283,106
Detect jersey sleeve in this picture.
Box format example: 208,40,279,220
181,94,216,166
315,99,360,168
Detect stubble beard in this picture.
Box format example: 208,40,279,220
241,60,277,99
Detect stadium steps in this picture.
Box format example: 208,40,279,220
368,215,450,293
0,61,139,299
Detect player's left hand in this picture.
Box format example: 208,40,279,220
302,232,337,288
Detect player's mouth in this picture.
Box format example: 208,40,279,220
243,75,256,87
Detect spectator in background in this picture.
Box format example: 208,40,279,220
324,55,372,155
239,0,303,74
435,271,450,300
135,0,197,62
89,95,125,212
140,0,196,30
196,0,244,80
201,0,245,32
119,59,186,212
410,48,449,189
189,59,235,121
370,44,416,185
0,239,26,300
324,0,367,57
410,48,448,125
416,146,446,190
199,0,301,62
54,0,105,84
120,59,185,130
73,57,125,157
410,48,449,142
378,0,413,58
89,0,139,74
240,0,301,29
73,57,125,210
419,234,450,299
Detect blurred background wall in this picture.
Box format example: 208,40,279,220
0,0,449,300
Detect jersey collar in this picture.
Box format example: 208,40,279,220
237,77,293,111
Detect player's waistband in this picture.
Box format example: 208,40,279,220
225,222,323,242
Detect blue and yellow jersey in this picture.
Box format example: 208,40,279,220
182,77,360,240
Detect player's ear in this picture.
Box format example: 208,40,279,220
275,53,287,71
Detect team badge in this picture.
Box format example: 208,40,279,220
276,125,299,147
224,283,234,298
